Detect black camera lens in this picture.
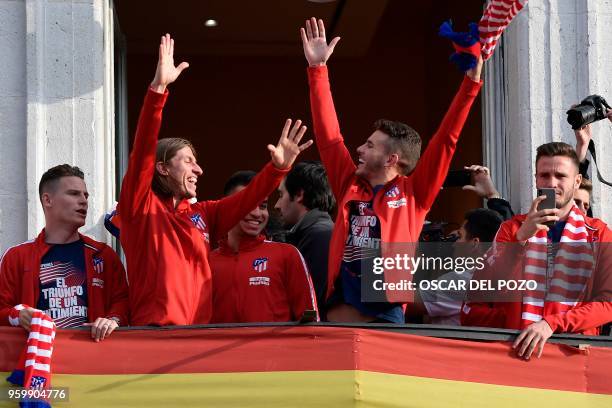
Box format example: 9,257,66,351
567,94,610,130
567,105,597,129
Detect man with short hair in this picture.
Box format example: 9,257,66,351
574,178,592,215
462,142,612,360
210,171,318,323
275,161,334,310
0,165,128,342
300,18,483,323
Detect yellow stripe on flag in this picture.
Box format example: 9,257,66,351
2,371,611,408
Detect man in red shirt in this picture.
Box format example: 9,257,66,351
462,142,612,360
300,18,483,323
210,171,318,323
120,34,312,326
0,165,128,342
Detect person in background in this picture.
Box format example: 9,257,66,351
275,161,335,313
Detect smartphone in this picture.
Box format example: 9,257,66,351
443,170,472,188
537,188,556,226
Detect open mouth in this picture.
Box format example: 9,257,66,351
76,209,87,217
245,220,261,226
186,176,197,186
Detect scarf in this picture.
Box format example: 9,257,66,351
521,206,594,328
439,0,529,71
480,0,529,60
7,304,56,408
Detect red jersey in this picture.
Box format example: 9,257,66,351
210,235,318,323
461,214,612,334
119,89,288,326
307,66,483,300
0,231,128,326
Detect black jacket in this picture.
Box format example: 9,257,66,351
285,209,334,312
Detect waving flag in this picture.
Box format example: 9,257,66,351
440,0,529,71
479,0,529,60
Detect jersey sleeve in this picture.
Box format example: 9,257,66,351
118,88,169,220
284,246,319,322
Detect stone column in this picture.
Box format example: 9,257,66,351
0,0,116,252
501,0,612,218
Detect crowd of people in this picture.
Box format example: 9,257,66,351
1,19,612,361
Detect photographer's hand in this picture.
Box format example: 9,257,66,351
462,165,500,199
574,123,592,163
515,196,559,242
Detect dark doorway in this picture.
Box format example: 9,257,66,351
115,0,484,230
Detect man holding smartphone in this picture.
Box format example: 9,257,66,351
462,142,612,360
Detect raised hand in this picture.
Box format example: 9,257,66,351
150,33,190,93
466,55,484,82
462,165,500,199
300,17,340,67
574,123,592,162
268,119,313,169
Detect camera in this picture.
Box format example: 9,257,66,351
566,95,611,130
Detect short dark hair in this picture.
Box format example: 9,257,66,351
463,208,503,242
535,142,580,170
374,119,422,175
223,170,256,196
39,164,85,199
579,178,592,194
153,138,197,197
284,161,335,213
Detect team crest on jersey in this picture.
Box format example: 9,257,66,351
385,186,400,198
252,257,268,273
190,213,210,242
190,213,207,231
93,257,104,274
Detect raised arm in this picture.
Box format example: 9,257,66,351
410,58,483,210
118,34,189,220
302,18,356,199
205,119,313,241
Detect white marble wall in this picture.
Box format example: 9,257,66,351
0,0,28,252
503,0,612,219
0,0,115,253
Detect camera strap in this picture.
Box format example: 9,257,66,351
587,140,612,187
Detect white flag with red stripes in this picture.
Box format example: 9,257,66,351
479,0,529,60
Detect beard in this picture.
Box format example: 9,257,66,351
356,159,385,180
556,189,576,209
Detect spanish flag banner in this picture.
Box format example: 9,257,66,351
1,326,611,407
